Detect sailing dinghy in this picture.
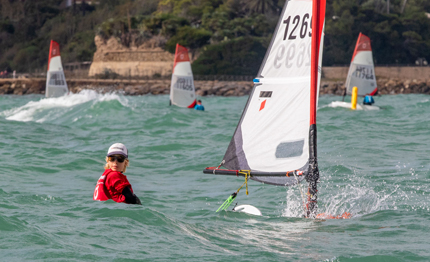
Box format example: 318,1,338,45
204,0,327,218
330,33,379,110
169,44,196,108
45,40,69,98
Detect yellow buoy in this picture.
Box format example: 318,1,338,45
351,86,358,110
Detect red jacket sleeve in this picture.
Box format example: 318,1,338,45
105,171,132,203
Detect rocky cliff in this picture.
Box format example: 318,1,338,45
88,36,175,78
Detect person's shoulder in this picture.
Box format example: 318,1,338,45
105,170,125,181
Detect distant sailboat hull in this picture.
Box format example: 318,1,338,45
329,101,380,110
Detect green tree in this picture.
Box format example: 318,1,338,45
192,36,267,75
242,0,279,15
165,25,211,53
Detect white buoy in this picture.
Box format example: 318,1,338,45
233,204,262,216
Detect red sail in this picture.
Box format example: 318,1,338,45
351,32,372,62
48,40,60,71
173,44,190,72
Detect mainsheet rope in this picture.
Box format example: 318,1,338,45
216,170,250,212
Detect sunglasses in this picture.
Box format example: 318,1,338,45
108,155,126,163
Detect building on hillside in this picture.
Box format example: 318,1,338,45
64,61,92,71
61,0,100,7
64,61,92,78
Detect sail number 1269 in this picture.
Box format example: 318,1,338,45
283,14,312,40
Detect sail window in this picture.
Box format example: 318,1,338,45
275,140,304,158
48,71,66,86
259,91,272,98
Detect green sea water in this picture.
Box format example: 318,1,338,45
0,91,429,261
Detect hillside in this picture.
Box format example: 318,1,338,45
0,0,429,76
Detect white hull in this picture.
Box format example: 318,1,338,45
328,101,379,111
233,204,262,216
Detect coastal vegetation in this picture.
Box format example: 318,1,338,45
1,0,429,76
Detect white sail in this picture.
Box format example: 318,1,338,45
345,33,378,96
205,0,326,187
46,40,68,98
169,44,196,108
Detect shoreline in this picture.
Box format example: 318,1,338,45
0,78,429,96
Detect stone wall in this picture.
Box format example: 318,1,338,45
322,66,430,80
320,79,430,96
1,78,430,96
88,61,174,77
0,79,45,95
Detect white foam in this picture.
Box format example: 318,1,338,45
2,90,129,122
282,170,394,218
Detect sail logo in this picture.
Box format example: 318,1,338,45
259,100,266,111
259,91,272,111
353,66,374,80
48,71,66,86
175,78,193,91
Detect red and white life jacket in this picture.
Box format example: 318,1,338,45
93,170,112,201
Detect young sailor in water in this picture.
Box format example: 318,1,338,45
93,143,141,204
363,95,375,105
194,100,204,111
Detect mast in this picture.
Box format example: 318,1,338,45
306,0,325,218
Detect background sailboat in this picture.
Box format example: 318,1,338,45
169,44,196,108
345,32,378,97
45,40,68,98
204,0,326,218
330,33,379,110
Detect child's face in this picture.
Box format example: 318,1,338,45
107,155,126,172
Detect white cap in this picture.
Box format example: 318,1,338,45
107,143,128,158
